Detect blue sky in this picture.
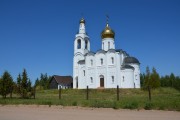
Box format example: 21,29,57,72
0,0,180,83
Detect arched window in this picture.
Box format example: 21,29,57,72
90,77,93,83
77,39,81,49
111,57,114,64
83,70,85,76
112,76,114,83
85,40,88,49
91,59,93,66
102,42,104,50
100,58,103,65
108,42,110,49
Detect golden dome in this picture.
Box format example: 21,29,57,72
101,24,115,39
80,18,85,24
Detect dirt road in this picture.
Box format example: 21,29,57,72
0,105,179,120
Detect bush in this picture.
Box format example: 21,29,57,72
113,101,119,109
144,102,153,110
72,101,77,106
123,101,138,109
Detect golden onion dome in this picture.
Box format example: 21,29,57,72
80,18,85,24
101,23,115,39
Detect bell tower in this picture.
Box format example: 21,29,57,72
73,18,90,88
74,18,90,55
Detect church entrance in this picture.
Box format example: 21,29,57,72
99,75,104,87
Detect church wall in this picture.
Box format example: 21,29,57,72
106,66,117,88
130,64,141,88
73,53,85,89
85,55,96,88
106,52,117,88
116,53,121,86
78,65,86,89
95,53,107,87
121,69,134,88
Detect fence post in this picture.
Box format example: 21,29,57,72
86,86,89,100
34,87,36,99
59,86,61,99
117,85,119,101
148,85,151,101
10,87,13,99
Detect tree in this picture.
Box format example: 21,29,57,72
143,66,150,89
150,67,160,88
35,73,51,90
0,71,13,98
16,69,32,98
174,76,180,91
143,67,160,89
140,73,145,87
170,73,175,87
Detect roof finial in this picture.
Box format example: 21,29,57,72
106,15,109,27
80,13,85,24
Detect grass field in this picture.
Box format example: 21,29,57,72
0,87,180,111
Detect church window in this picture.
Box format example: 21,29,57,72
100,58,103,65
90,77,93,83
103,42,104,50
91,59,93,66
85,40,88,49
123,76,125,82
108,42,110,49
77,39,81,49
112,76,114,83
135,74,138,80
111,57,114,64
83,70,85,76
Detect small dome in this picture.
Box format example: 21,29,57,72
80,18,85,24
124,57,140,64
101,24,115,39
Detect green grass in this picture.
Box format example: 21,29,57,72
0,87,180,111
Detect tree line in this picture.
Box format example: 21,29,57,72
140,66,180,91
0,69,51,99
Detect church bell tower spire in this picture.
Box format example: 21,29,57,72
79,18,86,34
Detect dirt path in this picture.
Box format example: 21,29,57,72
0,105,179,120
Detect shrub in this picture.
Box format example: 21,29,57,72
123,101,138,109
72,101,77,106
144,102,153,110
113,101,119,109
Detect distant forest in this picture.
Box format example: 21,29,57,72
0,67,180,98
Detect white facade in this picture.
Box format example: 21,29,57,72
73,18,140,89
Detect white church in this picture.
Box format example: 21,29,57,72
73,18,140,89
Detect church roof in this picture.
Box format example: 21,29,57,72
124,57,140,64
121,65,134,70
78,60,85,64
85,51,95,56
96,49,106,54
85,49,130,56
107,49,116,53
51,75,73,85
